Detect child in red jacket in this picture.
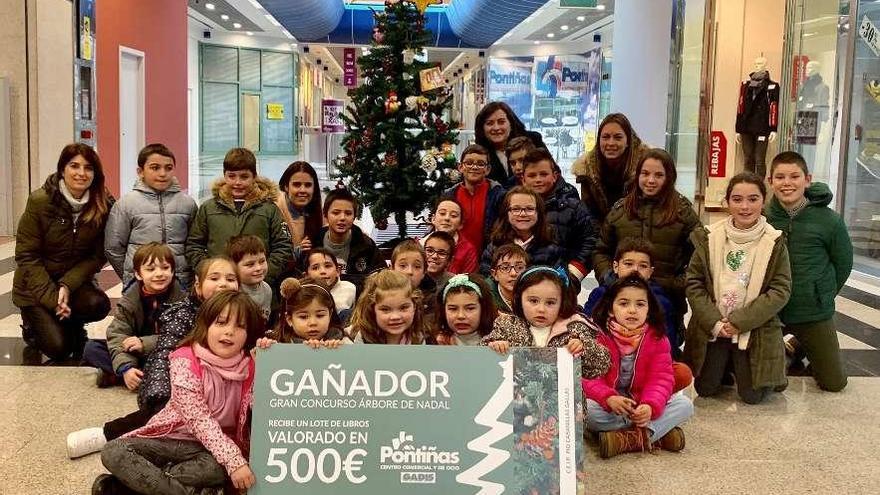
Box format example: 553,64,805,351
583,275,694,459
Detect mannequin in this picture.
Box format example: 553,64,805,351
735,57,779,178
798,61,830,123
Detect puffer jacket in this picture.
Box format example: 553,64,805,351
594,193,702,298
106,281,186,373
138,296,200,410
543,179,597,280
185,177,293,285
105,178,198,289
571,138,650,224
13,174,113,309
582,326,674,420
481,313,611,379
766,183,853,325
127,346,254,476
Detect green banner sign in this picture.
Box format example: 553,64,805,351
249,345,583,494
560,0,598,8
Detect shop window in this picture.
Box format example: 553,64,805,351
202,45,238,83
240,49,261,92
202,82,239,151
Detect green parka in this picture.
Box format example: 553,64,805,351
593,193,702,296
765,183,853,325
13,174,113,309
185,176,292,285
683,222,791,389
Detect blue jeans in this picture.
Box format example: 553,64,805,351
586,393,694,442
82,339,114,374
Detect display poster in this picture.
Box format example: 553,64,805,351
249,345,584,494
321,99,345,133
420,67,445,92
795,111,819,145
533,51,603,175
486,57,534,122
266,103,285,121
78,0,96,61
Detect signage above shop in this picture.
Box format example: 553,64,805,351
343,48,357,87
560,0,598,7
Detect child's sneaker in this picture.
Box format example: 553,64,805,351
653,426,685,452
67,427,107,459
598,426,650,458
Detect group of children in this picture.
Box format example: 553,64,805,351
61,138,852,492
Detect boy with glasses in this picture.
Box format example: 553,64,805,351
488,244,530,314
441,144,507,253
423,231,455,287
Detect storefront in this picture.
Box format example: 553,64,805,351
666,0,880,282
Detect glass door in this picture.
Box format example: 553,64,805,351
842,0,880,277
241,93,261,153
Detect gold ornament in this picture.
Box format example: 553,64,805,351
412,0,436,14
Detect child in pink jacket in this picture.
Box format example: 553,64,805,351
583,275,693,459
94,291,265,494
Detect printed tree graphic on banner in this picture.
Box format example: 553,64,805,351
332,0,460,238
456,354,514,495
513,350,562,495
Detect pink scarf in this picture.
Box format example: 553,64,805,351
608,318,648,356
193,343,249,424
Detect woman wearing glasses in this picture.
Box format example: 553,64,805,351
479,186,563,276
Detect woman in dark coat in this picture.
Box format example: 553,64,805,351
475,101,546,184
572,113,650,225
14,143,114,360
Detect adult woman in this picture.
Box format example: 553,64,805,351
683,172,790,404
572,113,649,224
479,186,563,275
593,149,702,348
474,101,546,184
14,143,114,360
275,161,323,255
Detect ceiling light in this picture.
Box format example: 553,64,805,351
290,43,298,47
246,31,254,36
233,22,242,28
597,4,606,10
560,25,569,31
533,40,540,45
546,33,555,38
576,15,585,21
220,14,229,20
205,3,215,10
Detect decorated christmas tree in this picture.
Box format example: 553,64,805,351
333,0,460,238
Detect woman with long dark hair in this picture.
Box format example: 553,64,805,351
572,113,649,224
593,149,702,349
14,143,114,360
474,101,546,184
275,161,323,255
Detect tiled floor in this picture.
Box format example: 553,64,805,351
2,236,879,494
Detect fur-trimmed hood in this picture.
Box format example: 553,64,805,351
211,176,279,211
571,136,649,219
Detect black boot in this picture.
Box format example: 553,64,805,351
92,474,135,495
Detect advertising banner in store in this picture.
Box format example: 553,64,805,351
249,345,584,494
709,130,727,178
343,48,358,87
321,99,345,133
487,57,534,121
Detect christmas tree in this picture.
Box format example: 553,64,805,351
333,0,460,238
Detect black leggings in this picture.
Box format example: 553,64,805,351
19,283,111,360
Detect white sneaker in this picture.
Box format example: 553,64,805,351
66,427,106,459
